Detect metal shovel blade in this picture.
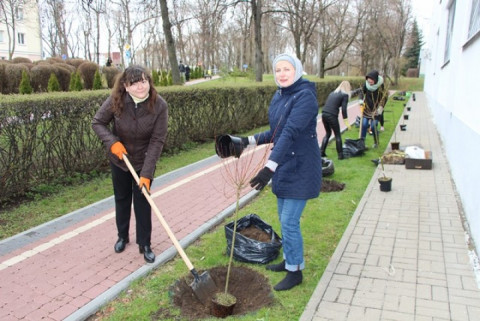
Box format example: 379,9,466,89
190,269,217,305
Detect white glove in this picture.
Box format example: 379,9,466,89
376,106,384,115
358,99,364,105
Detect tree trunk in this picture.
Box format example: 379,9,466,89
158,0,181,85
252,0,263,82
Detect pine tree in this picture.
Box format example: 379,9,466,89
72,71,83,91
403,20,424,73
19,70,33,94
93,69,103,90
69,71,76,91
47,73,61,92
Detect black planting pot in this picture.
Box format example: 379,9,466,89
403,114,409,120
215,134,245,158
400,124,407,131
378,177,392,192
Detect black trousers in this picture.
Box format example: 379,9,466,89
110,162,152,247
321,113,343,157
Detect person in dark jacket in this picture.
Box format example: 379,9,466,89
92,65,168,263
320,80,352,160
226,53,322,291
353,70,388,148
185,65,191,81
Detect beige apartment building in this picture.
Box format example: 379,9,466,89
0,0,42,61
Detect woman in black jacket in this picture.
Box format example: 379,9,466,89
320,81,352,160
355,70,388,148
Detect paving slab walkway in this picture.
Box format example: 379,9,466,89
301,92,480,321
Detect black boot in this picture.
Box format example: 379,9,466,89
274,270,303,291
338,152,344,160
114,237,129,253
266,260,287,272
139,245,155,263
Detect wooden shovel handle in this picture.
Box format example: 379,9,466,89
122,154,195,271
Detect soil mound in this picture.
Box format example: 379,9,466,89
171,266,274,319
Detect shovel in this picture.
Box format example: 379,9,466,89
122,154,217,304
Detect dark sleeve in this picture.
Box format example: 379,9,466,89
91,96,118,151
380,85,388,106
351,87,364,99
340,94,349,119
141,95,169,179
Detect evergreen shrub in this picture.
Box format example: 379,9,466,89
19,70,33,94
48,73,61,92
93,69,103,90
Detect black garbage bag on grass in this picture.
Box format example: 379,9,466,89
342,138,366,158
225,214,282,264
322,157,335,177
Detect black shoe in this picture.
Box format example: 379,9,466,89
274,270,303,291
266,260,287,272
114,237,129,253
139,245,155,263
338,153,344,160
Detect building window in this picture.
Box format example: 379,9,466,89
469,0,480,39
444,0,456,63
16,7,24,21
0,30,4,43
17,32,25,45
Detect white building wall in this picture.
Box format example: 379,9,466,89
0,0,42,61
423,0,480,246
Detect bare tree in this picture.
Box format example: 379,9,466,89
316,0,362,78
277,0,330,65
157,0,182,84
82,0,107,64
374,0,411,85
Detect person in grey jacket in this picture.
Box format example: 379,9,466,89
229,53,322,291
92,65,168,263
320,81,352,160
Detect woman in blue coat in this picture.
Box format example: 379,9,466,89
236,53,322,291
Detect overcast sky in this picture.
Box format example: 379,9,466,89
411,0,435,44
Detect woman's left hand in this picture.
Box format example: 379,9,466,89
250,167,274,190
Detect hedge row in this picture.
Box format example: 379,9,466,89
0,79,362,205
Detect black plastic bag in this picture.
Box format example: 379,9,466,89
342,138,366,158
225,213,282,264
322,157,334,177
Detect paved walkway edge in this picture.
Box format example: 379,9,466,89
65,189,259,321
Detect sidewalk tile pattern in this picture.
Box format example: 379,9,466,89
300,92,480,321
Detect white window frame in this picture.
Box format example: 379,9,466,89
16,7,24,21
468,0,480,39
444,0,456,64
17,32,25,45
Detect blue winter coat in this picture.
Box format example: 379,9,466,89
254,78,322,199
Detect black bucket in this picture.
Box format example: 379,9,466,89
215,135,245,158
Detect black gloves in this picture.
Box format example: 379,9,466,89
250,167,274,190
240,136,249,146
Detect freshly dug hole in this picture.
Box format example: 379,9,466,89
171,266,274,319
